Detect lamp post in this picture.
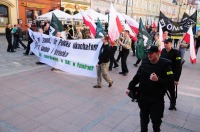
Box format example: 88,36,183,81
125,0,128,23
125,0,128,15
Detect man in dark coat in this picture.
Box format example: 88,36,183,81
5,23,15,52
23,23,34,55
127,46,174,132
161,38,182,110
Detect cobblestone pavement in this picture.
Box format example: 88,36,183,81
0,35,200,132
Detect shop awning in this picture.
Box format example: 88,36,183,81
37,9,72,21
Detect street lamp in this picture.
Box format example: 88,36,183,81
125,0,128,15
125,0,128,23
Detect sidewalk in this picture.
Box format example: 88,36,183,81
0,35,200,132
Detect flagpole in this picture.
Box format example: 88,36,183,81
125,0,128,23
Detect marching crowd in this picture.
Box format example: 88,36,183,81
5,21,200,132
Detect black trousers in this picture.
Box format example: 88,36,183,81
109,46,118,70
167,85,176,106
116,51,122,62
121,50,129,73
131,42,135,55
6,37,14,52
18,38,27,49
174,39,179,48
25,41,31,55
135,58,141,65
138,95,164,132
13,36,18,49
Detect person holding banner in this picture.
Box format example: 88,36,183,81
36,23,50,65
23,23,34,55
93,36,113,88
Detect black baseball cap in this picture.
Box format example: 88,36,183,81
164,38,172,43
146,46,159,53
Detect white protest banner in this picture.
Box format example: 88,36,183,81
28,29,103,78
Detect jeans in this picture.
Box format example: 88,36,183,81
179,47,186,62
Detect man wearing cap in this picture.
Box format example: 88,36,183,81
161,38,182,110
126,46,174,132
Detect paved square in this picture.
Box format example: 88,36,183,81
0,36,200,132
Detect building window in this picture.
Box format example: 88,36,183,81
140,0,143,8
148,2,151,10
144,1,147,10
0,4,9,26
123,0,126,5
26,10,41,25
128,0,132,6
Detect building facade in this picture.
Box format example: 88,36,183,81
0,0,18,34
132,0,161,25
92,0,161,25
161,0,188,22
61,0,90,15
18,0,60,31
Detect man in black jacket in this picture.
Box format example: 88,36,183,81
5,23,15,52
161,38,182,110
93,36,113,88
16,24,27,50
126,46,174,132
23,23,33,55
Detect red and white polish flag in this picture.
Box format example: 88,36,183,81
81,10,96,38
159,23,164,51
122,13,139,35
108,3,123,45
183,26,197,64
123,23,137,42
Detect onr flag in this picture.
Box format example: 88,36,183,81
136,18,152,59
50,13,64,36
183,26,197,64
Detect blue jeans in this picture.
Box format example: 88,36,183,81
179,47,186,62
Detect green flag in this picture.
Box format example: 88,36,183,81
95,18,106,38
136,18,152,59
50,13,64,36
